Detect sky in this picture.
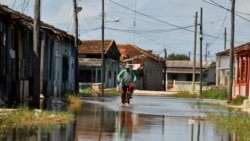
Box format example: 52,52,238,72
1,0,250,61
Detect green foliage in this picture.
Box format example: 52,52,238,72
167,88,228,100
80,86,92,94
0,107,73,129
79,87,119,95
208,113,250,141
200,88,227,100
104,88,120,94
231,96,248,105
65,94,82,104
167,53,190,60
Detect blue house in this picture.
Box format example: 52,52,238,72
0,4,77,106
78,40,120,90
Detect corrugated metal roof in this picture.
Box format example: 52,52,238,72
166,60,215,68
0,4,76,41
167,68,206,74
78,58,102,67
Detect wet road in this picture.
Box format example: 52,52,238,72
76,95,233,141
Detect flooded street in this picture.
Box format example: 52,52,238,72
0,96,241,141
76,96,234,141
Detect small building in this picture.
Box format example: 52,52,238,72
78,40,120,89
117,44,165,91
166,60,216,92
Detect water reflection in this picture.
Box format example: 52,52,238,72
118,111,133,140
0,124,73,141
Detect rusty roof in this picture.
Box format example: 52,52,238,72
216,42,250,56
0,4,76,41
117,44,165,62
234,42,250,54
78,40,115,54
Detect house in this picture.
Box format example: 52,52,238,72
117,44,165,91
166,60,216,92
216,42,250,98
0,4,76,106
78,40,120,89
215,49,230,87
233,42,250,98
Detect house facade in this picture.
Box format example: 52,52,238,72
78,40,120,89
117,44,165,91
215,49,230,87
233,42,250,98
166,60,216,92
0,4,76,106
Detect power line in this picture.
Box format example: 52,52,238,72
202,0,250,22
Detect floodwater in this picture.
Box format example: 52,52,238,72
0,95,243,141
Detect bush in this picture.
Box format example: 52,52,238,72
200,88,227,100
231,96,248,105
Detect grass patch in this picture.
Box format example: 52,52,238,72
65,94,82,104
65,94,82,114
79,87,119,95
231,96,248,105
200,88,227,100
80,87,92,94
0,107,73,129
167,88,228,100
207,113,250,140
104,88,120,94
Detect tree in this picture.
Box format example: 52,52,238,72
167,53,190,60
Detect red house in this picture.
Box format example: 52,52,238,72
234,42,250,98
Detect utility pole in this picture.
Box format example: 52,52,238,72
101,0,105,96
73,0,79,94
33,0,41,107
164,48,167,91
199,8,203,96
228,0,235,103
205,43,210,61
224,27,227,50
192,11,198,93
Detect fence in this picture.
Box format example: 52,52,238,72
167,80,209,93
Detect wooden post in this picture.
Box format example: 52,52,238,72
192,12,198,93
101,0,105,96
199,8,203,96
73,0,79,94
224,27,227,50
32,0,41,107
228,0,235,103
